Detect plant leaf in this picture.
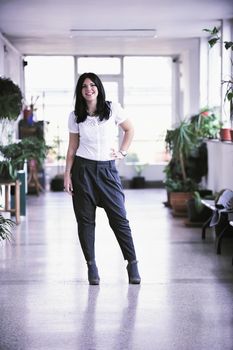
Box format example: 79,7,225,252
224,41,233,50
208,38,219,47
227,92,233,101
212,27,219,34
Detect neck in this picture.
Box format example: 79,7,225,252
86,101,97,115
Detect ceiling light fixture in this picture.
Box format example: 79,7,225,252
70,29,157,38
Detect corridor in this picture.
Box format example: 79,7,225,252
0,189,233,350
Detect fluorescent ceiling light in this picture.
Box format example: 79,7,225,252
70,29,157,38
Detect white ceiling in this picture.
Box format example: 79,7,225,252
0,0,233,55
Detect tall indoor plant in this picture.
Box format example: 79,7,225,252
164,109,218,215
164,119,200,214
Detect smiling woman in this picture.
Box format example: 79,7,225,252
63,72,141,285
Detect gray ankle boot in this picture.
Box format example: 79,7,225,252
87,261,100,285
127,260,141,284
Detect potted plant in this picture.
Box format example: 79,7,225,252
0,77,23,181
0,214,15,242
0,77,23,145
49,133,66,191
164,119,205,215
190,108,221,140
0,136,48,180
126,152,147,189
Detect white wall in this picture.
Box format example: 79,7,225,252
0,33,23,87
179,40,200,120
199,37,209,108
207,141,233,192
221,19,233,125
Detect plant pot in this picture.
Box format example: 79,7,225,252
163,190,172,208
131,176,145,189
186,198,212,222
230,129,233,142
0,162,15,181
170,192,193,216
220,128,231,141
50,174,64,191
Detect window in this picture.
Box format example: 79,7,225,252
124,57,172,164
24,56,74,164
77,57,121,75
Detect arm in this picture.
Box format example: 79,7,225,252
119,118,134,153
111,119,134,159
64,133,79,195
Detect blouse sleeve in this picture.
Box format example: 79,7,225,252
111,102,128,125
68,111,79,133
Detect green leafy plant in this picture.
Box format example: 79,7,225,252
0,214,15,241
165,120,199,184
0,160,15,179
192,191,204,214
20,137,49,168
126,152,147,177
0,77,23,121
0,136,49,180
191,108,221,139
164,115,211,193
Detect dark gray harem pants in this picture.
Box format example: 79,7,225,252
71,156,137,263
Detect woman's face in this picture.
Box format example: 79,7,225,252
81,78,98,103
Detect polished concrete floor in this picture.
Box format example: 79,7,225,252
0,189,233,350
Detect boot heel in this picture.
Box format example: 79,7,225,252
87,261,100,285
127,260,141,284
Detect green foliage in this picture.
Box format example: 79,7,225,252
134,164,147,176
164,108,218,192
165,119,200,184
0,137,50,180
192,191,204,213
0,160,16,179
20,137,49,168
126,152,147,176
166,120,197,161
0,77,23,121
164,175,199,192
191,108,221,139
0,214,15,241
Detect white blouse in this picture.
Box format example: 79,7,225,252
68,102,127,161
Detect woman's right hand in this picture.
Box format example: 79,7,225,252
64,172,73,195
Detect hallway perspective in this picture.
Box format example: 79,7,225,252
0,189,233,350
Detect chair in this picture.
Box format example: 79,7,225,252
0,179,21,224
201,189,233,254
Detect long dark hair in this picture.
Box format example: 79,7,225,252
74,72,111,123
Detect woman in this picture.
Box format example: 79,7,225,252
64,72,141,285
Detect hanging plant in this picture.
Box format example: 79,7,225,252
0,77,23,121
203,27,233,125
